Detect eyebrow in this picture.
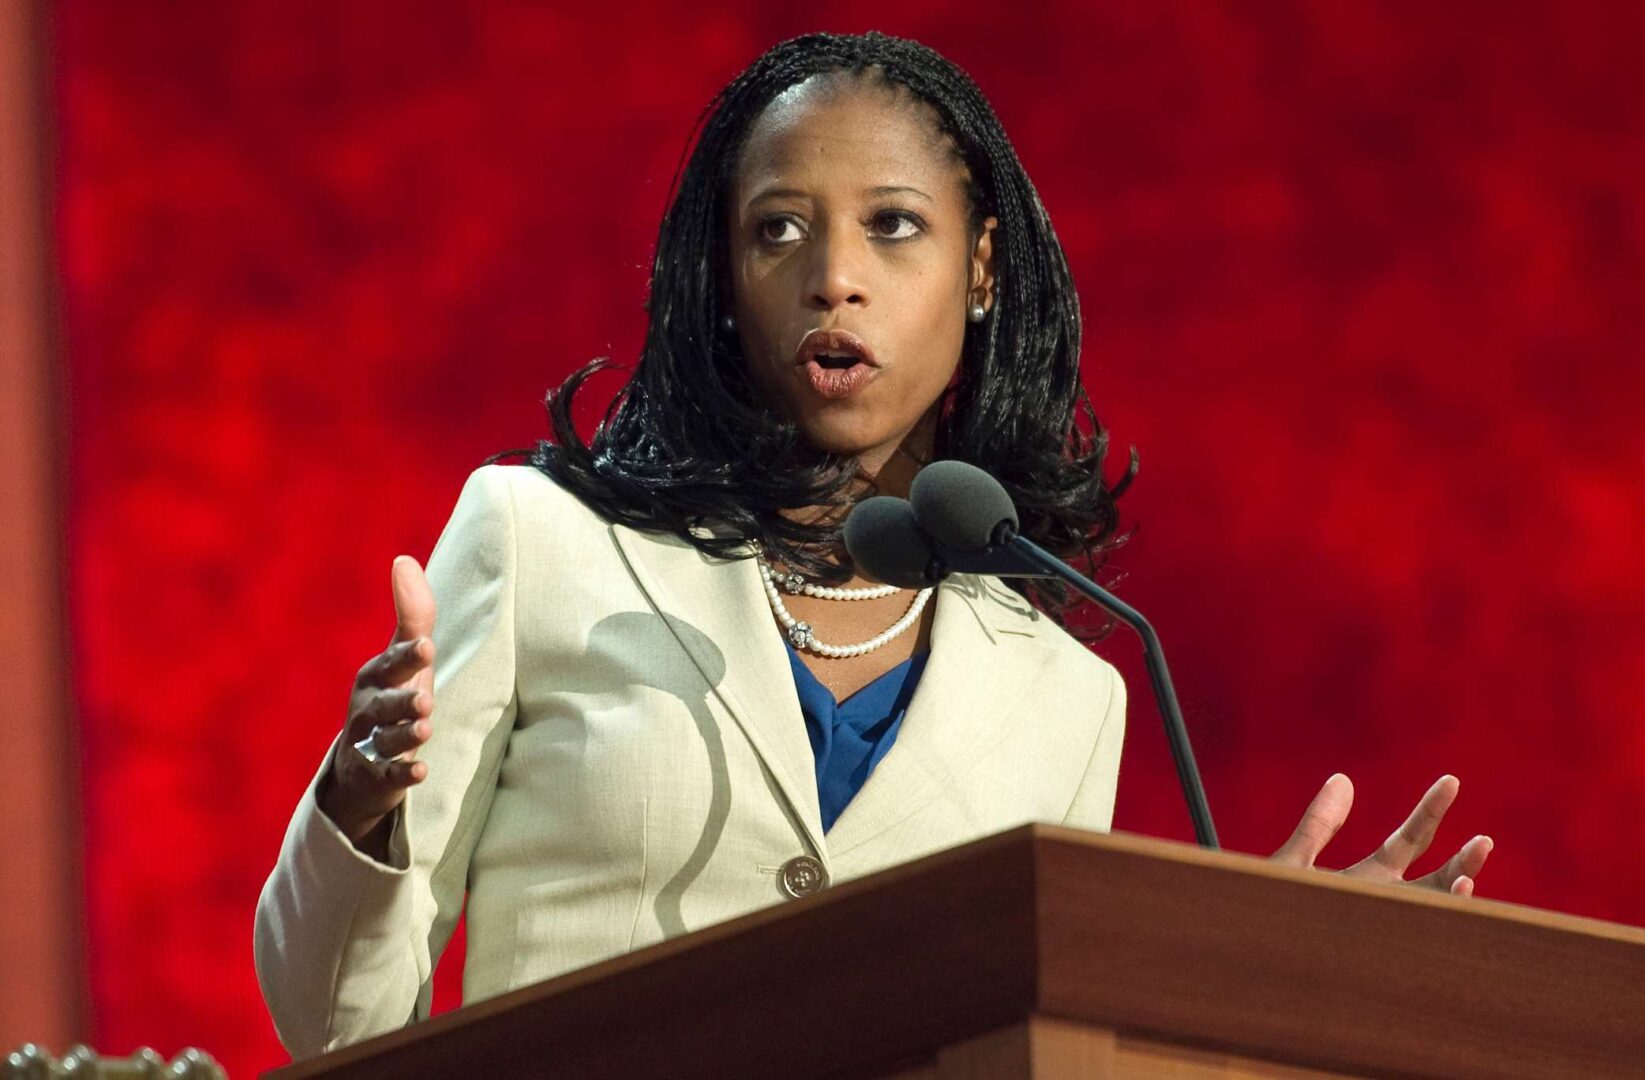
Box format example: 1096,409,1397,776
745,183,936,206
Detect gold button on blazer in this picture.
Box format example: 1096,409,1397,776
254,465,1126,1059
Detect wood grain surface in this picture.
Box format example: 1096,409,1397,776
267,826,1645,1080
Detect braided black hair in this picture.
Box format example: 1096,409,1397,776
511,30,1135,625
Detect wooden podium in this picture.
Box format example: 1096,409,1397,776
267,826,1645,1079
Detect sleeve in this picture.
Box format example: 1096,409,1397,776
254,466,520,1059
1060,660,1126,832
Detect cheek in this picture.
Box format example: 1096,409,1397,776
900,270,968,386
728,264,790,386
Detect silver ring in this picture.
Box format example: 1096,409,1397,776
352,725,391,767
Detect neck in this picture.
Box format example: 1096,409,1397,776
853,438,923,500
768,422,933,588
784,413,935,530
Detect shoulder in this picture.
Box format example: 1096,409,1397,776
426,465,630,582
951,572,1121,687
450,463,618,542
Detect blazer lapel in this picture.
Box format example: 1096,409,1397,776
609,524,827,857
824,574,1056,859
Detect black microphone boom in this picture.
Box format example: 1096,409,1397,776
991,532,1219,849
852,461,1220,850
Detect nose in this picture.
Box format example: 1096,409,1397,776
805,225,870,312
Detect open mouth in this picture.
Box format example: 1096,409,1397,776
794,328,881,400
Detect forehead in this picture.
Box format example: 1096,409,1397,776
734,73,965,197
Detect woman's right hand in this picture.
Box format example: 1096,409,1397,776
318,555,437,856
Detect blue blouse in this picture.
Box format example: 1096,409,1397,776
785,642,930,833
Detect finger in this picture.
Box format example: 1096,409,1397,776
390,556,437,645
357,636,434,689
381,757,428,788
1272,774,1353,868
1370,775,1458,876
330,734,427,816
1413,834,1494,894
1450,875,1474,897
343,757,428,807
369,718,432,760
352,686,430,734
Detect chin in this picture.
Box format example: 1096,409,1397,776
792,411,905,460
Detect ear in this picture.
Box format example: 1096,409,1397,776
969,215,998,311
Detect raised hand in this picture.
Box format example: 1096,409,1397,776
318,555,437,856
1271,774,1494,896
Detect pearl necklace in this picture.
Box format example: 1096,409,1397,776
757,560,932,658
766,566,900,601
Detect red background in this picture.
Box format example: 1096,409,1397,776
52,3,1645,1076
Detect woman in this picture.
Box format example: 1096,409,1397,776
255,31,1492,1059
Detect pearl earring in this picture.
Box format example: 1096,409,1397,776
720,314,737,334
967,302,987,324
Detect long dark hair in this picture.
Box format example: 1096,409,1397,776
510,30,1134,624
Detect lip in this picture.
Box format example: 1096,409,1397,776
793,327,881,370
794,327,881,400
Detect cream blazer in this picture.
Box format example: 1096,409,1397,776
254,465,1126,1059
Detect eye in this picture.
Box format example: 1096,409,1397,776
757,215,804,245
871,210,924,241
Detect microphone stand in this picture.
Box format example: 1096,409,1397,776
932,534,1220,850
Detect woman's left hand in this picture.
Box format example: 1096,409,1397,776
1271,774,1494,896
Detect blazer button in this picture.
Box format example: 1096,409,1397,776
778,855,828,899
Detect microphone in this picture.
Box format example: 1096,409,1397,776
845,461,1220,850
906,459,1020,551
841,496,935,589
842,491,1043,583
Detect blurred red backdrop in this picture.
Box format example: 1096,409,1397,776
52,2,1645,1075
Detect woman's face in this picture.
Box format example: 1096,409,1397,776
728,74,996,475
